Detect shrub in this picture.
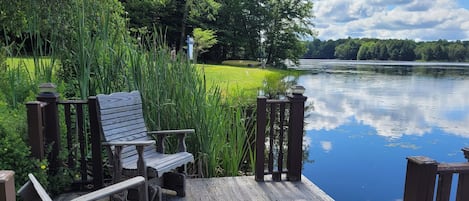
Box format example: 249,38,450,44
221,60,261,67
0,105,48,190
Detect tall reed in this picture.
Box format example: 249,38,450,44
127,32,253,177
19,0,254,178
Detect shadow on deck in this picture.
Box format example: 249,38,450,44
55,175,333,201
163,175,334,201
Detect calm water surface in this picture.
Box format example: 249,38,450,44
297,60,469,201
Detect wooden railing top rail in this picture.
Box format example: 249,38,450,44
266,99,290,104
437,162,469,174
58,100,88,104
26,101,49,107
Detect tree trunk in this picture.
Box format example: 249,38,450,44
179,0,190,50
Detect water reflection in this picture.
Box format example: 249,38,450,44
298,64,469,201
300,66,469,139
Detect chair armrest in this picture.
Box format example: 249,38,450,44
102,141,154,185
148,129,195,153
102,140,155,146
148,129,195,135
71,176,145,201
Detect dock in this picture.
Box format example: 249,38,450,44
163,175,334,201
55,175,334,201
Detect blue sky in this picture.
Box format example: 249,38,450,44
312,0,469,41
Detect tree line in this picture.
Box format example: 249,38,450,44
1,0,315,68
304,38,469,62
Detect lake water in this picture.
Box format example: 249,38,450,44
296,60,469,201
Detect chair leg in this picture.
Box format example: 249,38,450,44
148,184,162,201
163,172,186,197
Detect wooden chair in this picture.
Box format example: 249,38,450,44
18,173,145,201
95,91,194,201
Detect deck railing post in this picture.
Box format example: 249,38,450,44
88,96,104,189
403,156,438,201
0,170,15,201
26,101,45,160
36,83,61,174
287,86,307,181
255,96,267,181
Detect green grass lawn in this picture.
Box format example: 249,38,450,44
7,57,39,69
198,64,291,99
5,57,292,101
5,57,60,79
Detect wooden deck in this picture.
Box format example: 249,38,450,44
56,175,334,201
163,175,334,201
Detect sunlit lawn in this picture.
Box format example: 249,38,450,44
197,64,290,98
5,57,57,79
5,57,291,100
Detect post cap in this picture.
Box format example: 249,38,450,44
290,85,305,95
39,83,57,94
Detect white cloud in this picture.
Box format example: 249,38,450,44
312,0,469,41
320,141,333,152
300,69,469,139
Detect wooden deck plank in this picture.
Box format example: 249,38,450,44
55,175,333,201
163,175,334,201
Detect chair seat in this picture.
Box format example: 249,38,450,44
122,152,194,177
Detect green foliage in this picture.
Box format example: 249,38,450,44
0,1,28,36
0,48,35,109
127,33,252,177
357,42,376,60
0,105,48,190
306,38,469,62
447,43,467,61
263,0,315,67
335,39,360,60
221,60,261,67
193,28,217,63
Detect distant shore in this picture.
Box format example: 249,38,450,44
288,59,469,69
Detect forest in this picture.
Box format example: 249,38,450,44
1,0,314,67
303,38,469,62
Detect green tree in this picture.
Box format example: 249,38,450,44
447,42,466,61
210,0,265,61
193,28,218,63
320,40,338,59
375,42,389,60
263,0,315,67
335,39,360,60
178,0,220,50
357,41,375,60
433,44,448,61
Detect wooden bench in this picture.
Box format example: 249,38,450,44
403,147,469,201
95,91,194,201
18,173,145,201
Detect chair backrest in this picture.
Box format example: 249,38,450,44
96,91,155,160
18,173,146,201
96,91,148,141
18,174,53,201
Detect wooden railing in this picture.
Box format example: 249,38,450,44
403,147,469,201
26,88,103,190
255,89,307,182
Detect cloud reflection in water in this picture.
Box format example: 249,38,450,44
299,70,469,139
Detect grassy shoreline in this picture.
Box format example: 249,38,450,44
6,57,295,100
198,64,292,99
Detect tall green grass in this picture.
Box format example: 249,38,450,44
127,33,253,177
47,0,253,177
2,0,254,180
